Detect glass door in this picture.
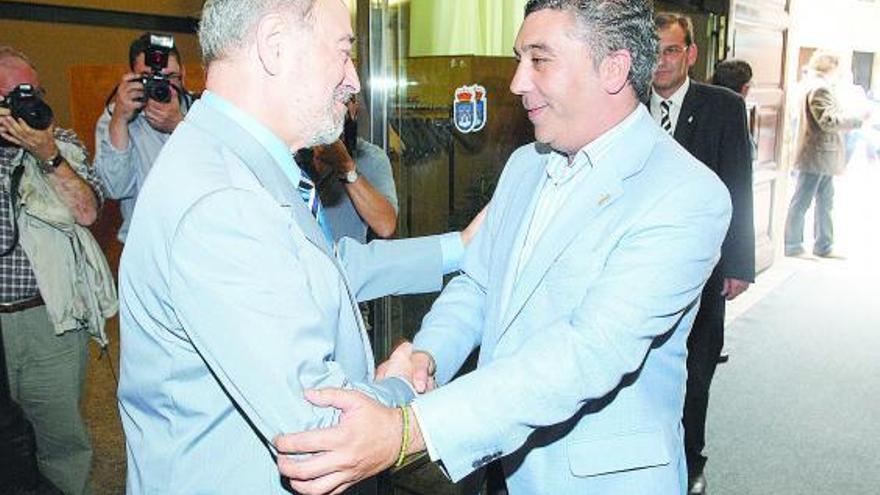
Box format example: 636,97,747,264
355,0,531,364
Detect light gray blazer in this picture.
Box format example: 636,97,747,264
117,100,446,494
413,106,732,494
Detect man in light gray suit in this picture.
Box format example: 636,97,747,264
116,0,474,493
276,1,732,494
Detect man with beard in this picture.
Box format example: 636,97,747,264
116,1,472,493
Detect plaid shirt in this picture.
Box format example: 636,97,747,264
0,128,104,303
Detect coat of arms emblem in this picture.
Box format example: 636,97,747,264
453,84,488,134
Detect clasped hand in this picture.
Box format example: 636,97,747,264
375,341,436,393
273,342,435,495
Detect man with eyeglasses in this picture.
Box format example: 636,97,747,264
0,45,113,495
94,32,194,243
651,13,755,495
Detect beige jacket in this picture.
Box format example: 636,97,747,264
794,80,863,176
15,139,117,346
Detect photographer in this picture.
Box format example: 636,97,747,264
95,33,193,242
0,46,116,495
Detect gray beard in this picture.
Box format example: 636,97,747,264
307,118,344,148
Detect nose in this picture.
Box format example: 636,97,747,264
344,58,361,96
509,60,531,96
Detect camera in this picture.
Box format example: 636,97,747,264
136,33,176,103
0,84,54,147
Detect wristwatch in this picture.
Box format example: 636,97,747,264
39,153,64,174
340,169,359,184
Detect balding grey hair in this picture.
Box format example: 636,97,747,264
524,0,658,102
198,0,317,65
0,45,37,71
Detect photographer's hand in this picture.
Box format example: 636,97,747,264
0,114,98,225
143,86,184,134
109,73,146,151
113,73,145,122
0,109,58,161
313,139,355,175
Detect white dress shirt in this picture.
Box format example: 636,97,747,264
650,76,690,135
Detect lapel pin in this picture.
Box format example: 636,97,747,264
598,193,610,207
688,115,694,124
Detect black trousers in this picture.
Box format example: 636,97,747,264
683,268,726,478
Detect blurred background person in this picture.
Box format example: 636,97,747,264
784,51,865,258
94,33,193,243
711,59,753,97
1,45,115,495
712,59,756,160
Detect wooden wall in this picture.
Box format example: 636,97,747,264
17,0,203,17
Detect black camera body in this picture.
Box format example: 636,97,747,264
136,33,176,103
0,84,54,147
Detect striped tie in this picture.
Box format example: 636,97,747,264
297,172,334,244
660,99,673,135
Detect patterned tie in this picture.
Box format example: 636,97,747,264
660,99,673,135
296,171,334,244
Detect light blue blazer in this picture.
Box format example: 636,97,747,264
413,106,732,494
117,100,448,494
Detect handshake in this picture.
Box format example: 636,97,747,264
375,341,437,394
274,342,437,495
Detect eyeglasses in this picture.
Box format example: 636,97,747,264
659,45,690,58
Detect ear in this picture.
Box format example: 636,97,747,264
686,43,699,69
254,13,288,76
600,49,632,95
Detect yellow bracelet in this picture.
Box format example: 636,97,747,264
395,406,410,468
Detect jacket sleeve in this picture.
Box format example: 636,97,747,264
93,109,138,200
168,188,413,456
410,175,731,482
336,232,454,303
718,95,756,282
809,87,863,134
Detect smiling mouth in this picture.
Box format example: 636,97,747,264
525,104,548,120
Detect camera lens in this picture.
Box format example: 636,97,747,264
145,77,172,104
4,85,53,131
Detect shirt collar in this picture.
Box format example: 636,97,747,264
651,76,690,109
200,90,302,187
545,105,643,186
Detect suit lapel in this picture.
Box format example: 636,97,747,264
497,108,659,339
673,83,703,148
186,102,375,369
185,101,332,257
492,148,551,333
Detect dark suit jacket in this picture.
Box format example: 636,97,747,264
666,81,756,284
